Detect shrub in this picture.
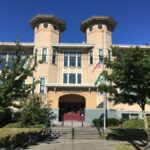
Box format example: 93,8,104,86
122,119,144,128
92,117,120,127
0,108,12,127
20,95,56,126
92,118,103,127
107,118,120,127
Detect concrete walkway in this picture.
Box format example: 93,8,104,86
28,139,116,150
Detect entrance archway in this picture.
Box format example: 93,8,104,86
58,94,86,121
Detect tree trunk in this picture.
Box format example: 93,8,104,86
143,109,148,129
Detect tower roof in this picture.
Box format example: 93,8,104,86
80,16,117,32
30,15,66,32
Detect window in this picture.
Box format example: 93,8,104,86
64,51,68,67
52,50,56,64
53,25,58,30
42,48,47,63
89,50,93,64
69,73,76,84
98,24,103,29
107,49,111,61
131,114,139,119
77,73,81,84
37,24,39,30
122,114,129,120
89,26,93,31
43,23,48,28
34,49,38,64
40,78,45,94
63,73,82,84
99,49,103,64
64,51,82,67
77,52,81,67
63,73,68,84
69,51,76,67
107,26,111,32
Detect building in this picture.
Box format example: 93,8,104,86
0,14,150,123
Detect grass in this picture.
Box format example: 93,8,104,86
0,128,40,139
105,128,148,150
3,122,44,128
116,144,135,150
0,122,44,149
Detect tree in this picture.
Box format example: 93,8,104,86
20,95,56,126
98,46,150,129
0,41,37,108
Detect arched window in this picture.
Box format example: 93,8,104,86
43,22,48,28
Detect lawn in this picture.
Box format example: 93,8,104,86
116,144,135,150
105,128,148,150
0,122,43,149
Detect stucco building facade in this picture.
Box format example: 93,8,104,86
0,14,150,123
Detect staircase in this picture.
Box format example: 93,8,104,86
51,126,102,140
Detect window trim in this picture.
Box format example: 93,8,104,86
52,49,57,64
64,51,82,68
63,72,82,84
99,49,103,64
42,48,47,63
89,50,93,65
40,77,45,94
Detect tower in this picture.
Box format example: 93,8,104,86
80,16,117,83
30,15,66,93
81,16,117,61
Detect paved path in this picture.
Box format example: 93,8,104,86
28,139,116,150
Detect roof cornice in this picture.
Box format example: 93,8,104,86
80,16,117,32
30,14,66,32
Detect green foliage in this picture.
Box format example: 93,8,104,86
122,119,144,128
0,107,12,127
99,47,150,128
20,95,56,126
92,117,120,127
0,41,37,108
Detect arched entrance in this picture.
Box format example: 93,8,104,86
59,94,86,121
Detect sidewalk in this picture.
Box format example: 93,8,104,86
28,139,116,150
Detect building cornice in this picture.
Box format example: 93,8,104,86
52,43,94,50
46,83,97,88
81,16,117,32
112,44,150,49
0,42,34,46
30,15,66,32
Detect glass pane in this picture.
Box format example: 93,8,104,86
42,48,47,62
40,78,45,85
40,78,45,94
77,52,81,67
64,52,68,67
52,50,56,64
77,74,81,84
69,73,76,84
69,51,76,67
99,49,103,63
90,51,93,64
63,73,68,83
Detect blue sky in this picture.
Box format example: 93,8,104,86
0,0,150,45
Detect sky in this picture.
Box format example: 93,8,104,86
0,0,150,45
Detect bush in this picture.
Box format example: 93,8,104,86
122,119,144,128
92,118,103,127
20,95,56,126
107,118,120,127
0,108,12,127
92,117,120,127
